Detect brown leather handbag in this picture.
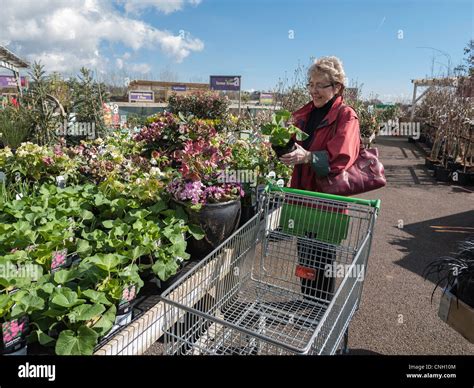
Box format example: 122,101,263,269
315,106,386,196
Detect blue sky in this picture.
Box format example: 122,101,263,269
2,0,473,103
133,0,473,102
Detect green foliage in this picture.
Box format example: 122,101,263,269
261,110,308,146
168,91,230,121
0,104,31,148
22,62,61,146
69,67,109,140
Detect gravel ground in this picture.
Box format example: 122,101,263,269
145,136,474,355
348,137,473,355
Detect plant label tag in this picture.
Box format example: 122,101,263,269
51,249,70,273
295,265,317,281
1,316,28,354
8,288,20,296
0,171,5,183
117,285,137,315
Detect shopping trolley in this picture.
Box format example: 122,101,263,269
161,186,380,355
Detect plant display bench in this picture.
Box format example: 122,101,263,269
94,247,236,355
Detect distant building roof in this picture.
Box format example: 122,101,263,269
129,80,208,89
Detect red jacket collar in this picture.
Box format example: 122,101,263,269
292,95,344,127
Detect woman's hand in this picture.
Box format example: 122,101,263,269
279,143,312,166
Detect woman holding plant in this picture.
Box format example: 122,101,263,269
279,56,361,301
280,56,360,188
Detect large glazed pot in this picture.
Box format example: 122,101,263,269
175,199,241,260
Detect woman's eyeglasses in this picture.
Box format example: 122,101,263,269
306,83,334,91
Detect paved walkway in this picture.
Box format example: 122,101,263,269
349,137,474,355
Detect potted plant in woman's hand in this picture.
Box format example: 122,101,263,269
261,110,308,157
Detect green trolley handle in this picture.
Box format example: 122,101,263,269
267,185,381,212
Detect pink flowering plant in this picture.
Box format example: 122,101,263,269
135,112,221,160
135,112,183,155
166,137,244,209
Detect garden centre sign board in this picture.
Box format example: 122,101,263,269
129,91,154,102
259,93,273,105
210,76,241,91
0,76,27,88
171,85,187,91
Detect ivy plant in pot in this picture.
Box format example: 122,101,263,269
261,110,308,157
423,238,474,308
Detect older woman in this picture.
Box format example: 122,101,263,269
280,56,360,191
280,56,360,301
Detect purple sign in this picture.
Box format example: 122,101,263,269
210,76,241,91
129,91,154,102
0,76,27,88
171,85,187,91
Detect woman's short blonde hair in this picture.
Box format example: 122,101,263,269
308,56,346,95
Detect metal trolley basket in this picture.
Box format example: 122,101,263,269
161,186,380,355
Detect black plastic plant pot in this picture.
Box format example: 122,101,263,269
419,134,427,143
272,138,296,158
447,161,462,172
155,260,200,293
408,137,416,143
176,199,241,260
453,170,472,186
434,166,451,182
425,157,440,170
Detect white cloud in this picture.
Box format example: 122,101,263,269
0,0,204,73
120,0,202,15
129,63,152,74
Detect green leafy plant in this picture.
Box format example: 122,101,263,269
168,91,230,121
261,110,308,147
69,67,109,141
0,104,31,149
21,62,61,146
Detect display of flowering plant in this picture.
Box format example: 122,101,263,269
165,136,245,208
0,142,80,191
167,179,244,207
135,112,183,155
135,112,221,159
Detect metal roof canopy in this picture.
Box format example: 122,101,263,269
409,77,460,121
0,45,29,97
0,45,29,72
